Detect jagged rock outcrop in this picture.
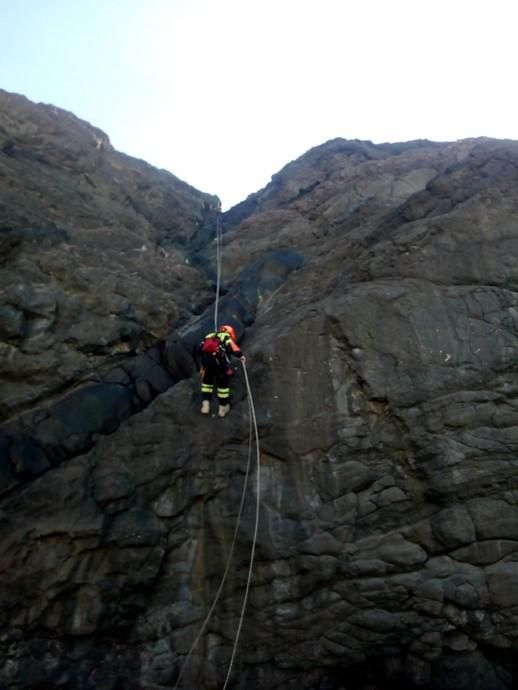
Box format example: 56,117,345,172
1,90,518,690
0,89,220,421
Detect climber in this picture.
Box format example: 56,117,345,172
198,324,246,417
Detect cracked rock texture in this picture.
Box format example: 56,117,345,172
1,91,518,690
0,89,219,421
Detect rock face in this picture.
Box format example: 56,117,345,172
1,91,518,690
0,89,219,421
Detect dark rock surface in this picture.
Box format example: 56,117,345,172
1,90,518,690
0,89,220,421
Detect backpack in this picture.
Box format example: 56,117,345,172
200,334,225,358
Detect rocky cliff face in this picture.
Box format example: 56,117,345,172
0,89,220,419
1,90,518,690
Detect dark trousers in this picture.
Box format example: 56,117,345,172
201,358,230,404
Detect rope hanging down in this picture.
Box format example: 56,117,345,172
213,213,223,331
173,363,261,690
222,360,261,689
173,212,261,689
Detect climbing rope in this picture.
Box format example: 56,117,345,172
222,360,261,689
172,364,261,689
173,210,261,689
214,213,223,331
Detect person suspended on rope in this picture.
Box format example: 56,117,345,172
198,324,246,417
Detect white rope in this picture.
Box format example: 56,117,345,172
172,371,260,689
222,360,261,689
173,211,261,689
214,213,223,331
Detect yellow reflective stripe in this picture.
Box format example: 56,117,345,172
201,384,214,392
217,388,230,399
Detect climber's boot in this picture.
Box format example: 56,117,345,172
201,400,210,415
218,403,230,418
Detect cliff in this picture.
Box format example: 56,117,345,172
1,90,518,690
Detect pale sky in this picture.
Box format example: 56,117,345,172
1,0,517,209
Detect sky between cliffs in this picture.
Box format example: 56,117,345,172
1,0,516,209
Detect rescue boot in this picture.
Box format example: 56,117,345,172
218,403,230,418
200,400,210,415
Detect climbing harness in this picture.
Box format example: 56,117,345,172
173,215,261,689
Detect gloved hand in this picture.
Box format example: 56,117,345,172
240,356,246,364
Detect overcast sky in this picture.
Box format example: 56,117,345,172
1,0,517,209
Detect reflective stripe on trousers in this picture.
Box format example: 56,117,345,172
217,387,230,400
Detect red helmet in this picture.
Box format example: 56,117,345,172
219,324,236,340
